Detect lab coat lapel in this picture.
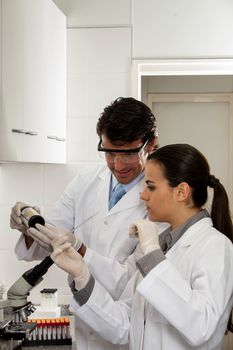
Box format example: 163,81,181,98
109,177,145,215
96,167,111,213
166,217,213,260
95,169,145,215
176,217,213,248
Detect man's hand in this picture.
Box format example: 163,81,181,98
129,220,160,255
51,236,90,290
28,224,82,252
10,201,40,235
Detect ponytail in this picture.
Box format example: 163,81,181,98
208,175,233,243
226,313,233,334
208,174,233,333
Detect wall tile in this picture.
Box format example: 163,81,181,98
67,29,90,74
67,142,89,163
42,163,81,206
67,120,89,160
87,72,130,118
87,119,102,162
67,28,131,74
67,73,88,118
0,163,44,206
0,205,20,249
87,28,131,73
67,118,89,146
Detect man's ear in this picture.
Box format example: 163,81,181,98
176,182,191,202
147,138,158,153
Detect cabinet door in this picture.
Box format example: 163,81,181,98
0,0,25,161
0,0,66,163
42,0,66,163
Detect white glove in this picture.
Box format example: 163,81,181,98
51,236,90,290
129,220,160,255
10,201,41,236
28,224,82,253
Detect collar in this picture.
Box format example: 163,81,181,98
110,172,144,195
159,209,210,253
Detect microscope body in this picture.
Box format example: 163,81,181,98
0,256,54,349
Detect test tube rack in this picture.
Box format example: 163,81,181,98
22,317,72,347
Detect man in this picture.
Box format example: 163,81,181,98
10,97,159,350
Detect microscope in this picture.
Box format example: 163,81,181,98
0,256,54,349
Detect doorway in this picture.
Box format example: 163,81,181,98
147,92,233,209
132,59,233,349
132,59,233,209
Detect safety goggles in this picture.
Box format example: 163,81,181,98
98,139,149,164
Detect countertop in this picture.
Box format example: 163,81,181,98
23,345,76,350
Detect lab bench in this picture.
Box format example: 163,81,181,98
0,306,76,350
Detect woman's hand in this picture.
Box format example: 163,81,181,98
129,220,160,255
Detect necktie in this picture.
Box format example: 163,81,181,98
109,184,126,210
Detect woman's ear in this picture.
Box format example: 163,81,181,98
176,182,191,202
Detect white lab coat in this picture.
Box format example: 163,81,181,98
15,164,153,350
71,217,233,350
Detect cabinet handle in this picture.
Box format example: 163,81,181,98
25,131,38,136
47,135,57,140
11,129,38,136
47,135,66,141
12,128,26,134
56,137,66,142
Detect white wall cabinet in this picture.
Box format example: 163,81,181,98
0,0,66,163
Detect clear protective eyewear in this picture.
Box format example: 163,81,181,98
98,139,149,164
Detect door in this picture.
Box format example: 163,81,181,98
148,93,233,211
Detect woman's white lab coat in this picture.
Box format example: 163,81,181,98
71,217,233,350
15,164,151,350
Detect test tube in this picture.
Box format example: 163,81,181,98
56,318,62,340
47,319,52,340
37,319,42,340
65,317,71,339
51,319,57,340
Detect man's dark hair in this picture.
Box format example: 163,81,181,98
96,97,157,143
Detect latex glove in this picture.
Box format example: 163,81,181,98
28,224,82,252
129,220,160,255
10,201,41,235
51,236,90,290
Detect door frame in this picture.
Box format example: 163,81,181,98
131,58,233,100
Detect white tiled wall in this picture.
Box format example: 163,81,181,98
67,27,131,164
0,25,131,305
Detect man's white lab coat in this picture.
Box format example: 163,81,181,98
15,164,149,350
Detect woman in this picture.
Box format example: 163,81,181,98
42,144,233,350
